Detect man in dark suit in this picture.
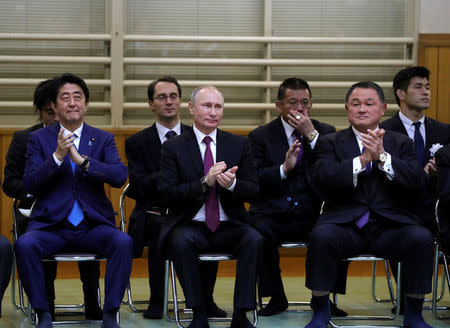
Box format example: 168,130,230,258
14,73,133,328
436,145,450,254
380,66,450,313
158,85,263,328
248,77,346,317
125,76,224,319
2,78,102,320
305,81,433,328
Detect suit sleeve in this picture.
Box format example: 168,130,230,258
218,138,259,204
158,141,205,205
436,146,450,207
84,134,127,188
125,136,159,202
2,131,28,199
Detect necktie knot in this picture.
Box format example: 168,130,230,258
203,136,213,145
413,121,421,129
165,130,177,140
292,130,302,140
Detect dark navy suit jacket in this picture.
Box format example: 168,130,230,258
125,123,190,256
23,123,127,230
248,116,335,220
380,112,450,229
313,127,427,226
157,128,259,251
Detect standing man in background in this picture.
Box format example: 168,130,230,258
126,76,225,319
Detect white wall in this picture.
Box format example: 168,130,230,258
419,0,450,33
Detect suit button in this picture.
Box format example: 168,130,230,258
294,202,298,206
287,197,292,201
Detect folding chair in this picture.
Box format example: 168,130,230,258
432,199,450,319
329,255,401,328
10,198,117,326
164,254,258,328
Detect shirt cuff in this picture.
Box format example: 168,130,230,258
53,152,63,166
352,156,365,186
377,153,394,180
280,165,287,180
227,179,237,191
309,132,319,150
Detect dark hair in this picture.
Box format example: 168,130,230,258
277,77,312,101
346,81,385,104
50,73,89,104
33,78,54,111
147,76,182,101
393,66,430,106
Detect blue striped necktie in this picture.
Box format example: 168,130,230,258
67,134,84,226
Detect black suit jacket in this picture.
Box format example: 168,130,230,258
435,145,450,251
158,128,259,251
248,116,335,220
313,127,426,226
380,112,450,229
3,123,43,202
125,123,190,256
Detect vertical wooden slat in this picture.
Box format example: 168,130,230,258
437,47,450,124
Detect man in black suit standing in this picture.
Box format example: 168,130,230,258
125,76,224,319
380,66,450,312
2,78,102,320
158,85,263,328
248,77,346,316
305,81,433,328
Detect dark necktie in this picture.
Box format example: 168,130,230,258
292,130,304,166
67,134,84,227
413,121,425,166
203,136,220,232
165,130,177,141
355,146,370,228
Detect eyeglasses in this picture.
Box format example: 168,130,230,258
284,99,312,108
154,94,180,102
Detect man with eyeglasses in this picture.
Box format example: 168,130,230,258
125,76,226,320
248,77,347,317
15,73,132,328
3,78,103,322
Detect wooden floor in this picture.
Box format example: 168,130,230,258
2,274,450,328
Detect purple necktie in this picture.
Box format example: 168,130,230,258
355,146,370,228
203,136,220,232
292,130,304,166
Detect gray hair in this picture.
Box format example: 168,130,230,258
190,85,224,104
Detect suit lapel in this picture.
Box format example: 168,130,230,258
340,127,361,159
78,124,96,158
216,129,232,165
424,117,433,159
185,128,204,176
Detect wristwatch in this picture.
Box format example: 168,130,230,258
79,155,90,171
306,129,319,142
200,176,211,191
378,151,388,164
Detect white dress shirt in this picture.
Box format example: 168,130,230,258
191,125,234,223
351,126,394,187
398,111,426,143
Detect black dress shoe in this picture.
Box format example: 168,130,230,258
143,302,163,319
85,304,103,320
206,301,227,317
187,315,210,328
229,311,254,328
329,300,347,317
257,297,288,316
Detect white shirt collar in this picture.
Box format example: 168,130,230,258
155,120,181,143
193,125,217,146
399,111,425,127
60,123,84,139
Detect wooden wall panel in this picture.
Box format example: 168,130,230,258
418,34,450,124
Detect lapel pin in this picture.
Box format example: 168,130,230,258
89,137,95,146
